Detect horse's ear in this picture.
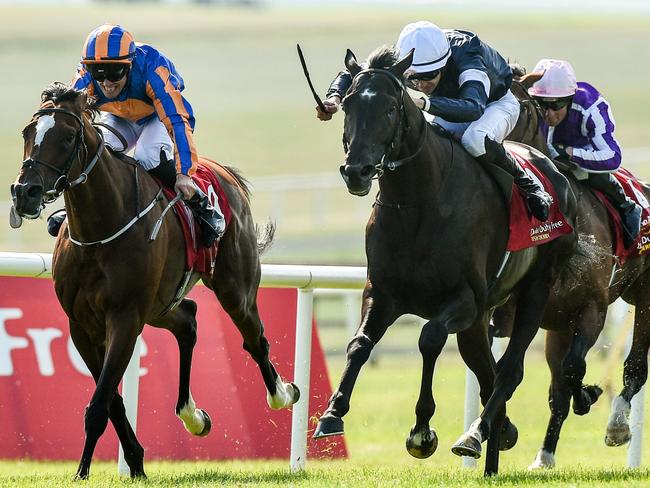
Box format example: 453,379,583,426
392,48,414,78
345,49,362,77
518,71,544,90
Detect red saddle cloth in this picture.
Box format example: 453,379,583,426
160,158,233,273
506,149,573,252
592,167,650,264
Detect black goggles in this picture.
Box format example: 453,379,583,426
535,97,572,111
88,64,130,82
409,69,442,83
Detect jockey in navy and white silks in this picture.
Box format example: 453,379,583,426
317,21,552,222
48,24,224,246
529,59,641,246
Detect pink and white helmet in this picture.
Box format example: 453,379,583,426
528,59,577,98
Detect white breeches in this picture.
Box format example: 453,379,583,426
433,89,520,157
98,113,173,170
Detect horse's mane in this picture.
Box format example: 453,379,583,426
366,45,399,70
41,81,83,105
223,165,252,201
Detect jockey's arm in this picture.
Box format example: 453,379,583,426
144,60,199,180
569,107,622,172
421,80,488,122
317,71,351,120
71,65,95,96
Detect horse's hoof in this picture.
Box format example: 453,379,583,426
290,382,301,405
499,418,518,451
313,414,344,439
196,409,212,437
130,467,147,479
575,384,604,415
451,433,482,459
405,426,438,459
528,449,555,470
605,423,631,447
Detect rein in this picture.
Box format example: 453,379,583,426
344,68,427,177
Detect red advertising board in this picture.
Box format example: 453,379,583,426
0,277,346,460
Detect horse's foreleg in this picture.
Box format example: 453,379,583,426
150,299,211,437
606,293,650,447
74,318,141,480
405,319,448,459
313,290,398,439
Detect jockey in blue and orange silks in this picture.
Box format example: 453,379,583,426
528,59,642,247
49,24,224,246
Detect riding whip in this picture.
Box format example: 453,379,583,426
296,44,326,113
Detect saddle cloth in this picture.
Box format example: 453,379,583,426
592,167,650,264
160,158,232,273
506,149,573,252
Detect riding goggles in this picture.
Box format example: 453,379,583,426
88,64,130,82
534,96,572,111
408,69,442,83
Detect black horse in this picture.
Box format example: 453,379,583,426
311,47,577,475
492,72,650,469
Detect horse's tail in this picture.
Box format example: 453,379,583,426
256,219,276,256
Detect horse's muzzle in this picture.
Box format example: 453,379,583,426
340,162,375,196
10,181,43,219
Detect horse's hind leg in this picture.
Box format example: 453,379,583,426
606,288,650,446
69,322,145,479
210,270,299,411
150,298,211,436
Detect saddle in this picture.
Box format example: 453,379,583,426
482,145,573,252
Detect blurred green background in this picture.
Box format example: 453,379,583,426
1,3,649,262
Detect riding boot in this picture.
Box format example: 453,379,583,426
187,187,226,247
479,136,552,221
588,173,642,248
47,209,67,237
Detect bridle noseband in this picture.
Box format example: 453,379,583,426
21,107,104,203
343,67,427,178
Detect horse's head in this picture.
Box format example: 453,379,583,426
339,46,414,196
11,82,89,219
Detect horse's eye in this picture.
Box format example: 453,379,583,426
65,134,76,145
387,106,397,117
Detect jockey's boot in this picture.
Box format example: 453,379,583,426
589,173,642,248
47,210,67,237
480,137,552,222
187,187,226,247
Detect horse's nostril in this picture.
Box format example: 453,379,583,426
360,165,375,178
26,185,43,198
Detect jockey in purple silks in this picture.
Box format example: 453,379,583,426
529,59,641,247
47,24,224,246
317,21,553,222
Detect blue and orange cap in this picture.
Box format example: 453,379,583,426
82,24,135,64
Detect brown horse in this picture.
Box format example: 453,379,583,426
10,83,299,479
493,72,650,469
311,47,577,476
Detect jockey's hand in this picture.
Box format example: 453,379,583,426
316,96,341,121
175,173,196,200
552,144,571,160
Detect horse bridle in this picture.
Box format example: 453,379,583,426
343,68,427,178
21,107,105,204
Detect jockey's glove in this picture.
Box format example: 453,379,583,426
552,144,570,161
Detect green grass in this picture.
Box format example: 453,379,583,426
2,350,650,486
1,5,649,261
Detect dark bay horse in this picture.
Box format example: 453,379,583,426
312,47,577,475
492,73,650,469
10,83,299,479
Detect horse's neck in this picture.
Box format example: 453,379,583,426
64,123,139,240
377,119,451,206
